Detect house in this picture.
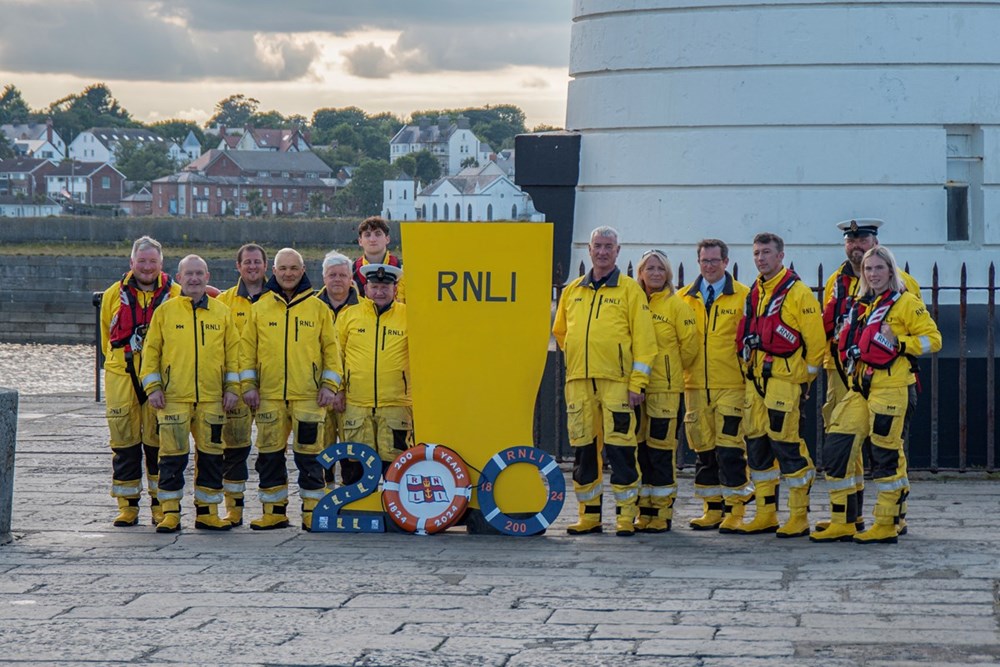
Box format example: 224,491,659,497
0,195,62,217
1,120,66,163
0,157,56,198
153,149,336,218
180,131,202,162
381,173,419,221
413,162,544,222
43,161,126,205
68,128,193,166
215,125,311,152
389,116,489,176
119,187,153,216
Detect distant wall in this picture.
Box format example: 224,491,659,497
0,216,402,344
0,216,386,247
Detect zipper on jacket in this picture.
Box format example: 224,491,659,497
584,288,598,377
702,298,712,404
283,309,289,401
402,370,407,394
373,304,381,408
665,356,671,390
295,316,300,342
595,294,604,320
618,343,624,377
192,306,200,403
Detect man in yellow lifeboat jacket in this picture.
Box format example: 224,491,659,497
332,263,412,474
240,248,343,531
99,235,181,527
215,243,268,526
552,226,657,537
737,232,825,538
679,239,754,533
139,255,241,532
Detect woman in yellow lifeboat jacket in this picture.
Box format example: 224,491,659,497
633,250,698,532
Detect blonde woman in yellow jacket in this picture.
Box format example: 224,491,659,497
833,246,941,544
634,250,698,532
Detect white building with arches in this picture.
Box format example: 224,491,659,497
382,173,419,221
413,162,543,222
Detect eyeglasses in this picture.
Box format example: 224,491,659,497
699,258,724,266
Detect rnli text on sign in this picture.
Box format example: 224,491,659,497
438,271,517,302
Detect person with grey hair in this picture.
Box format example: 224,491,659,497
553,226,657,536
99,235,181,527
316,249,362,485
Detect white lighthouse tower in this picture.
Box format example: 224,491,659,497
566,0,1000,286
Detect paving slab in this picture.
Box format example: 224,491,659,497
1,392,998,666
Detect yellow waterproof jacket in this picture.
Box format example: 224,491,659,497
239,275,343,400
217,278,264,335
680,274,750,390
646,289,699,393
552,267,657,393
822,261,922,370
335,298,410,408
744,267,826,384
849,291,941,389
100,272,182,376
139,295,241,402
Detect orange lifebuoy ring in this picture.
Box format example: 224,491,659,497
381,443,472,535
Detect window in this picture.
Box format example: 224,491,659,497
487,204,493,221
444,203,449,220
101,176,110,189
512,204,518,219
946,128,982,242
402,190,407,200
217,188,222,197
266,189,272,197
467,204,472,221
432,203,438,221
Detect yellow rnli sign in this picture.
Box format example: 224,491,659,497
400,222,553,514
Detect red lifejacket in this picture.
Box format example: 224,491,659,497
353,253,402,293
108,271,173,353
738,270,803,358
823,267,856,338
840,290,902,370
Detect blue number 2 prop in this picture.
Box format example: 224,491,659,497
477,446,566,536
311,442,384,532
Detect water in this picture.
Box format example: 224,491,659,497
0,343,101,395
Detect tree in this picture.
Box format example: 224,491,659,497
393,154,417,178
532,123,563,133
246,189,265,217
46,83,136,144
333,158,392,216
413,150,441,185
0,135,14,160
410,104,527,150
461,157,479,169
0,84,32,125
115,139,176,184
148,119,206,146
313,144,361,173
308,190,331,216
207,94,260,128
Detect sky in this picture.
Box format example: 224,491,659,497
0,0,572,129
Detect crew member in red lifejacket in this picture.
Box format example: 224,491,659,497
815,219,922,539
352,216,405,302
99,236,181,527
735,232,825,538
823,246,940,544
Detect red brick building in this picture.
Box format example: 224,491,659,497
43,161,126,205
152,150,339,217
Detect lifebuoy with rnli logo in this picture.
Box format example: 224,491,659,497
382,443,472,535
478,446,565,536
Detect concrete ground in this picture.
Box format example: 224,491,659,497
1,392,999,667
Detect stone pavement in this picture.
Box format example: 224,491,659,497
1,392,999,667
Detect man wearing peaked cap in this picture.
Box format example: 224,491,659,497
360,263,403,285
333,262,413,476
813,218,922,542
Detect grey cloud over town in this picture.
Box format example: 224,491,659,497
0,0,569,82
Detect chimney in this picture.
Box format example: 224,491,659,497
220,124,227,137
437,116,449,131
418,117,431,130
457,116,470,130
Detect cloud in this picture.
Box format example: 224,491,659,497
521,77,550,89
0,0,568,83
341,25,569,79
0,0,321,81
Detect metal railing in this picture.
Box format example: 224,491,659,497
540,259,999,473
